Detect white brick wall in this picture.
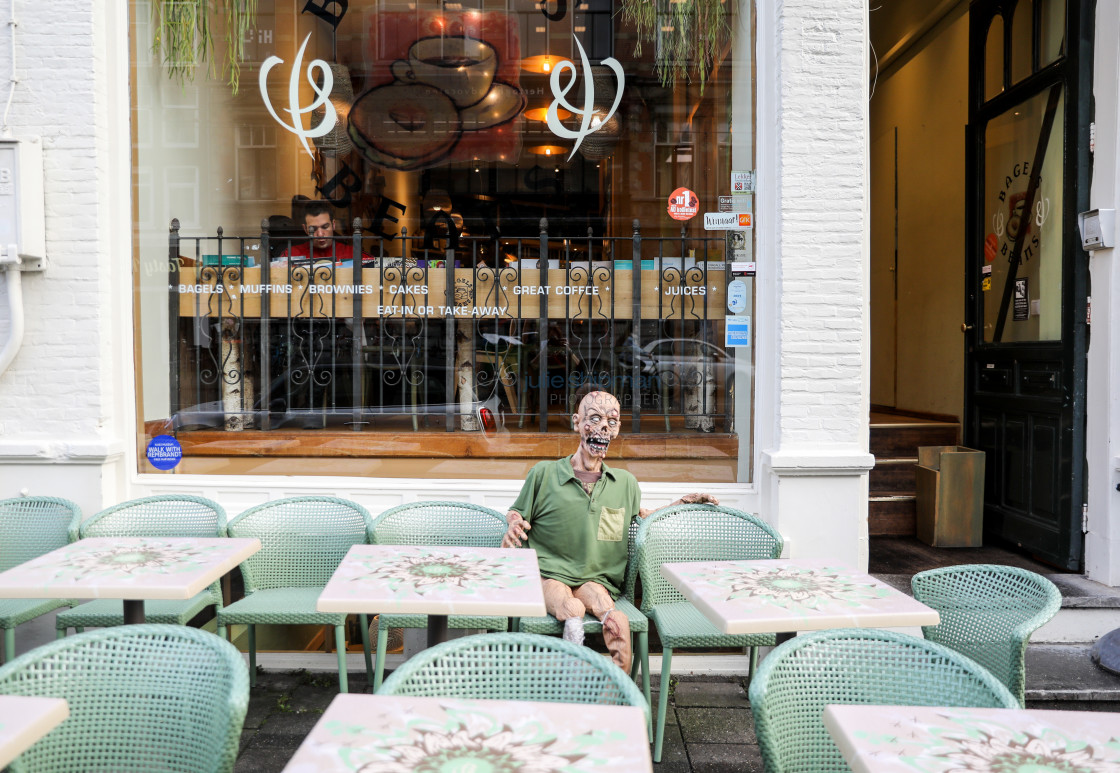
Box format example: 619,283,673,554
0,3,109,439
0,2,128,517
754,0,871,569
773,0,869,450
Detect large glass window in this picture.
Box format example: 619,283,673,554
131,0,757,482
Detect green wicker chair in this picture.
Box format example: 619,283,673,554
0,497,82,664
635,503,783,762
911,564,1061,706
378,632,648,721
0,624,249,773
218,496,374,692
55,495,227,639
369,501,510,689
515,518,651,715
748,628,1019,773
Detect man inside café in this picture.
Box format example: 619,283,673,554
501,387,717,672
270,200,372,268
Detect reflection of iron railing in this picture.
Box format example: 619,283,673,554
167,218,735,435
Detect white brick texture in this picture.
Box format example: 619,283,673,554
0,3,116,441
774,0,869,450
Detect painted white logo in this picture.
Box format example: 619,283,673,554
259,34,337,158
1035,197,1050,227
546,36,624,161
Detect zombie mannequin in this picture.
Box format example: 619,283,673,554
502,390,716,671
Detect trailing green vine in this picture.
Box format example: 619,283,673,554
152,0,258,94
621,0,730,93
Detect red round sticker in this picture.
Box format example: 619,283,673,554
984,233,998,262
667,187,699,221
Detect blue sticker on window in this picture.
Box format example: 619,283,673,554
146,435,182,471
725,317,752,348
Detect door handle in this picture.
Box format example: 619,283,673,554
961,323,974,332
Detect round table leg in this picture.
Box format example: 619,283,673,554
123,600,146,625
428,615,449,647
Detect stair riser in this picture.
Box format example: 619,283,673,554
870,463,917,493
868,498,916,536
1032,609,1120,644
870,426,959,457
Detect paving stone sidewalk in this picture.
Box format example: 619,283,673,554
234,672,765,773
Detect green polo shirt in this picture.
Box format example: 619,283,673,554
510,456,642,597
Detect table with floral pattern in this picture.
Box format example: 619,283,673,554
317,545,546,644
283,693,652,772
0,695,69,768
659,558,939,635
0,537,261,623
823,704,1120,773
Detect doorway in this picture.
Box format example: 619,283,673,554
868,0,1089,571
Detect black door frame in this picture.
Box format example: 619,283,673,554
963,0,1093,570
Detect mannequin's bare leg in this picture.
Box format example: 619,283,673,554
574,582,632,673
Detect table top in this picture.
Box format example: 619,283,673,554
0,695,69,768
0,537,260,601
823,704,1120,773
317,545,547,617
283,693,652,772
659,558,940,635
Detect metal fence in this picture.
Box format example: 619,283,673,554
168,217,734,434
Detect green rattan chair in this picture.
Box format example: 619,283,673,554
515,518,651,715
55,495,228,639
0,624,249,773
369,500,509,689
911,564,1061,706
748,627,1019,773
378,632,648,722
218,496,374,692
0,497,82,664
635,503,784,762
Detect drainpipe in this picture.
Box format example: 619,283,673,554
0,245,22,376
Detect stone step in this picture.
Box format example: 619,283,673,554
1025,643,1120,704
1032,574,1120,644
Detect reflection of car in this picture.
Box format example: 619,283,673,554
637,339,734,388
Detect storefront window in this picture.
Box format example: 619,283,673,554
131,0,757,482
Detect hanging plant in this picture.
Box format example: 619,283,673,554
152,0,259,94
621,0,730,93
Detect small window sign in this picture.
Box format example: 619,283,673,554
146,435,183,471
731,170,755,194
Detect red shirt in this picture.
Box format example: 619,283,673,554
271,242,372,267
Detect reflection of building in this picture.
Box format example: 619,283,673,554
4,0,1120,662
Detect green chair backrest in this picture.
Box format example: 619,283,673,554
371,501,506,547
620,517,642,599
635,504,783,610
748,628,1019,773
0,624,249,773
911,564,1061,705
78,495,226,540
227,496,372,590
378,632,648,716
0,497,81,571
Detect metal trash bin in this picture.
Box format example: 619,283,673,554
915,446,985,547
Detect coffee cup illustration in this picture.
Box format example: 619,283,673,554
391,37,498,109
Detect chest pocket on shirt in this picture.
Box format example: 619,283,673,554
597,506,626,542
